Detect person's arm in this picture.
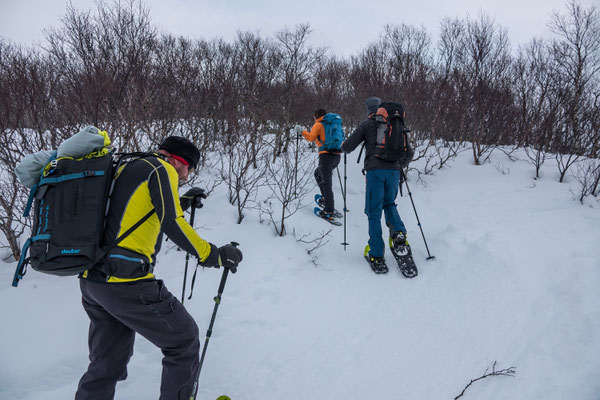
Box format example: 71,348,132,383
302,121,324,143
147,159,219,266
341,120,369,153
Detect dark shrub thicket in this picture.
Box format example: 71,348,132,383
0,0,598,258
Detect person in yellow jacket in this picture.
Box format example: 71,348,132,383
296,108,341,220
76,136,243,400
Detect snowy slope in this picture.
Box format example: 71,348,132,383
1,148,599,400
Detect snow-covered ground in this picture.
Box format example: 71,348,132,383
1,148,599,400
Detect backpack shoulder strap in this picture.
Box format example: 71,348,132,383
95,208,156,267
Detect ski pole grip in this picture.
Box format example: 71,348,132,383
229,241,240,273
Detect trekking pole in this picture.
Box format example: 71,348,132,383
401,170,435,260
336,167,346,201
294,128,299,194
190,242,239,400
341,153,349,250
181,206,197,304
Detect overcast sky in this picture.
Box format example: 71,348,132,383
0,0,596,56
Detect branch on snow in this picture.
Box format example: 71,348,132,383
454,361,516,400
295,228,332,255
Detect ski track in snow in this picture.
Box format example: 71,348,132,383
1,148,599,400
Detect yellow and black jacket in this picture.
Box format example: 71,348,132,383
84,154,216,283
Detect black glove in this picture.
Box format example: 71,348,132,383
180,187,208,211
218,244,243,273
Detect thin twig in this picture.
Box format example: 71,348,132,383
455,361,516,400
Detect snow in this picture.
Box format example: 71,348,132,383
1,148,599,400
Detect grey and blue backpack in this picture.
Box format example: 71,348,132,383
12,127,154,286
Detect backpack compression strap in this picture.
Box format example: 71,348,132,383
23,170,105,217
12,234,51,287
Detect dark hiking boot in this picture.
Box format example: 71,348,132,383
390,231,409,254
389,233,418,278
315,194,343,218
363,245,389,274
317,209,335,221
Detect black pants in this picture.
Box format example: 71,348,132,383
76,279,200,400
314,153,341,213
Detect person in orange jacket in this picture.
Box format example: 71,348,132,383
295,108,341,220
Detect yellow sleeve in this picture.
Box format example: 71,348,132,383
150,159,214,262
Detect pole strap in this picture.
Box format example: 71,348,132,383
357,143,365,164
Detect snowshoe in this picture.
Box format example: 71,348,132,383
389,232,418,278
314,194,343,218
314,207,342,226
363,245,389,274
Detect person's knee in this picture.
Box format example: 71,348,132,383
183,316,199,340
86,354,130,383
184,319,200,354
192,322,200,353
382,202,397,211
367,209,383,219
314,169,322,183
165,321,199,361
367,201,383,215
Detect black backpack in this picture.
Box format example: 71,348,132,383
372,101,413,163
12,151,155,287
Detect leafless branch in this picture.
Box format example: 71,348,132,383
294,228,332,255
454,361,516,400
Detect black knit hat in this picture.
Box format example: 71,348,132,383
159,136,200,170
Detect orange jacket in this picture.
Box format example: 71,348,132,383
302,117,330,154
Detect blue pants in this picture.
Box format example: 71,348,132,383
365,169,406,257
